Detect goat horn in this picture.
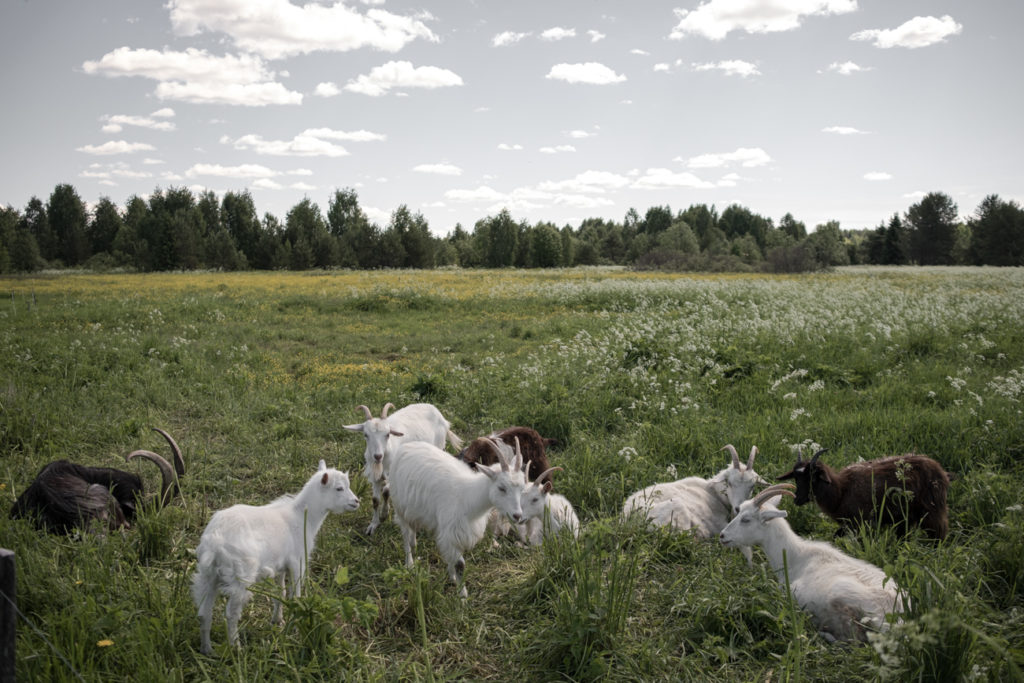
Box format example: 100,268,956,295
747,445,758,471
381,402,395,419
126,449,178,508
751,483,795,509
534,466,563,485
722,444,740,469
151,428,185,477
487,438,509,472
356,405,373,420
809,448,828,465
513,436,524,472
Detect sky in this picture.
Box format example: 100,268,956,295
1,0,1021,237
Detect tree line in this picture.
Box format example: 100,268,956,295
1,184,1022,274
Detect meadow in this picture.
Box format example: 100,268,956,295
1,266,1023,682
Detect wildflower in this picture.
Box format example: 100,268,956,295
97,639,113,648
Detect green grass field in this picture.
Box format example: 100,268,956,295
1,266,1023,681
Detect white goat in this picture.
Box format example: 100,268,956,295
622,445,766,563
343,402,463,535
191,460,360,655
719,483,904,643
519,467,581,545
388,437,526,598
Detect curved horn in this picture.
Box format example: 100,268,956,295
487,438,509,472
751,483,795,509
722,444,740,469
513,436,524,473
381,402,395,419
151,427,185,477
809,448,828,466
746,445,758,471
356,405,373,420
534,466,564,486
126,449,178,507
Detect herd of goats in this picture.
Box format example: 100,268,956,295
8,402,951,654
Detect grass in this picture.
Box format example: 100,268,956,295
1,266,1023,681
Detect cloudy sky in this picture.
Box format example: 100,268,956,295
1,0,1021,235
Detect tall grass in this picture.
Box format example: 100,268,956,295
1,266,1023,681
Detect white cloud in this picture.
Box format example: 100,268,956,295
538,171,631,194
101,114,176,134
825,61,869,75
111,168,153,179
186,163,277,179
541,27,576,41
493,31,529,47
692,60,760,78
864,171,893,181
631,49,650,56
823,126,865,135
632,168,716,189
498,143,523,151
76,140,156,155
539,145,576,154
302,128,386,142
225,133,350,157
851,15,962,49
686,147,771,168
568,130,593,139
413,163,463,176
671,0,857,40
344,61,463,96
546,62,626,84
142,158,164,165
314,82,341,97
290,182,316,191
654,63,672,73
903,190,927,200
587,30,606,42
445,186,506,202
252,178,283,190
168,0,438,60
155,81,302,106
150,108,175,118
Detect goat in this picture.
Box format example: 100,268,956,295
191,460,360,655
457,425,555,484
776,449,950,539
387,437,526,598
518,466,580,545
343,402,463,535
9,427,185,534
622,445,766,563
720,483,904,643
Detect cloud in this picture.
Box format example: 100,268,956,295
82,47,301,105
632,168,716,189
824,60,869,75
631,49,650,56
167,0,438,59
445,186,506,202
187,164,281,179
150,108,175,118
222,128,384,157
692,60,760,78
822,126,866,135
568,130,593,139
671,0,857,41
686,147,771,168
302,128,386,142
538,171,631,194
252,178,283,190
101,114,176,133
290,182,316,191
546,62,626,84
587,30,606,42
493,31,530,46
413,163,463,176
864,171,893,181
344,61,463,96
539,145,576,154
497,143,523,151
76,140,156,155
314,82,341,97
851,15,962,49
541,27,576,41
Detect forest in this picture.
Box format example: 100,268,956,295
1,184,1022,273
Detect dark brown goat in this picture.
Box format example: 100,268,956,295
777,449,950,539
9,428,185,534
457,426,555,484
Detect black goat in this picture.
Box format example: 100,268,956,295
777,448,950,539
457,426,555,484
9,428,185,534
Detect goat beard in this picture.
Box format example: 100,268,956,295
371,462,384,483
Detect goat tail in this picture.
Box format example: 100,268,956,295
191,547,218,609
447,429,464,451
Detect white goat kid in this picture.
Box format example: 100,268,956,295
343,402,463,535
719,483,904,643
388,437,526,598
519,467,581,545
622,445,765,563
191,460,360,655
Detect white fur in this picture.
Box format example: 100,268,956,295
720,495,904,643
191,460,359,654
520,490,580,545
343,402,462,535
388,439,525,598
622,446,766,563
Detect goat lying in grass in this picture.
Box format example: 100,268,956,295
191,460,360,655
720,483,904,643
519,466,580,545
9,427,185,534
777,448,950,539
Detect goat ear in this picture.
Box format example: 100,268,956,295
760,508,787,522
542,481,553,494
318,459,327,471
321,472,329,485
343,424,365,433
478,465,498,480
390,429,405,437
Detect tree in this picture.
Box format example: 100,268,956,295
969,195,1024,266
485,209,518,267
779,212,807,241
0,205,17,272
88,197,123,256
719,204,772,255
221,191,260,264
285,198,331,269
47,184,89,266
23,197,54,263
905,192,959,265
11,211,42,272
530,222,563,267
640,205,672,235
113,195,149,269
657,220,699,254
806,220,849,267
388,205,434,268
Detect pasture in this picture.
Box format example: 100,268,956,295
1,266,1023,681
